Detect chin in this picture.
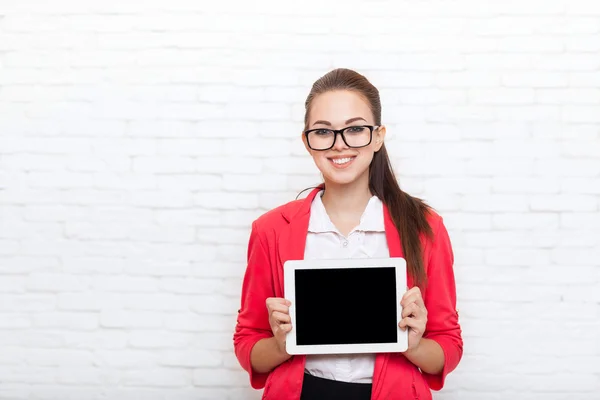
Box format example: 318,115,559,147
323,168,369,186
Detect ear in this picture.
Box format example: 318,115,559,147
373,125,387,152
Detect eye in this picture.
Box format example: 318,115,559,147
313,129,332,136
346,126,366,133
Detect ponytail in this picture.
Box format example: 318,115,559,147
369,145,433,287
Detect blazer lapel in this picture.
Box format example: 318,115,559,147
276,186,323,290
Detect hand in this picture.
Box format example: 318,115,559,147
398,287,427,352
266,297,292,356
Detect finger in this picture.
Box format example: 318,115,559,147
401,302,419,319
402,287,420,298
271,311,291,324
266,302,290,315
398,317,425,334
277,323,292,334
401,288,424,308
266,297,292,307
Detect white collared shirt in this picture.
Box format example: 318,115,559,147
303,190,390,384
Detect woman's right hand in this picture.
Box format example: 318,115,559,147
266,297,292,355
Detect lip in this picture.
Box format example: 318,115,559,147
328,156,356,169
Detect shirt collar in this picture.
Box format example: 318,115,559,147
307,190,386,234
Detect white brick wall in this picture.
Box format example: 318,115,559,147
1,1,599,399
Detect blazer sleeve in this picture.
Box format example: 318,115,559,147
233,220,275,389
421,217,463,390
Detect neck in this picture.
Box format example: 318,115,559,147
320,172,372,218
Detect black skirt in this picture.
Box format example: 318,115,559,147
300,372,373,400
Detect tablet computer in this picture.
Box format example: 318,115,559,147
283,257,408,355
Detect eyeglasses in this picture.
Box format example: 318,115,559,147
304,125,379,151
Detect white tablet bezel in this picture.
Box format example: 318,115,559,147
283,257,408,355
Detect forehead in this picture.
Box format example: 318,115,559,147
308,90,373,126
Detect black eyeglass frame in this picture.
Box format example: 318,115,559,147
303,125,380,151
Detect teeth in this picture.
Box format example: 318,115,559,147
332,157,353,165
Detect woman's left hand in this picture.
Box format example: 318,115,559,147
398,287,428,352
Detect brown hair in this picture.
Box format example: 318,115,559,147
304,68,433,286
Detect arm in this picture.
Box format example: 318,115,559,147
420,217,463,390
233,220,280,388
403,338,444,375
250,336,292,373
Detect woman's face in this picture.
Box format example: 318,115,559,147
303,90,386,187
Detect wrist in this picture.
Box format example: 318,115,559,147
273,337,291,360
404,338,423,359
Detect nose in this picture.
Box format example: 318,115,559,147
332,131,349,151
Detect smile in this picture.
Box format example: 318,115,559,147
329,156,356,168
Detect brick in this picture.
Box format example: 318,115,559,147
129,190,194,208
196,228,249,245
122,368,191,387
551,247,600,266
192,368,248,386
33,312,98,330
0,366,56,384
123,260,191,277
155,139,222,156
484,248,551,266
530,195,597,211
164,313,233,332
222,138,292,157
62,331,128,350
0,276,25,292
564,106,600,122
154,209,220,227
159,349,221,367
160,278,226,294
0,294,56,312
570,72,600,87
470,88,535,105
537,89,600,104
57,293,122,311
95,349,158,368
122,294,188,311
222,174,287,192
492,177,560,193
100,310,163,329
128,330,192,348
561,178,600,194
132,157,196,173
156,174,222,191
0,314,32,328
92,276,159,292
492,213,559,230
0,256,60,274
23,349,95,367
61,257,126,274
534,159,600,177
26,273,88,292
189,294,239,315
566,35,600,52
194,192,259,210
196,157,262,174
462,194,530,212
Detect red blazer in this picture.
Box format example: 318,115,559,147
234,187,463,400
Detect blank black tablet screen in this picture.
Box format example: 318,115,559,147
294,267,397,346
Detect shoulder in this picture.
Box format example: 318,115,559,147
422,208,453,260
425,207,444,233
252,198,304,233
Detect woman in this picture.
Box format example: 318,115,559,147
233,68,463,400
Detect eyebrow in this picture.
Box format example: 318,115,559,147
312,117,367,127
